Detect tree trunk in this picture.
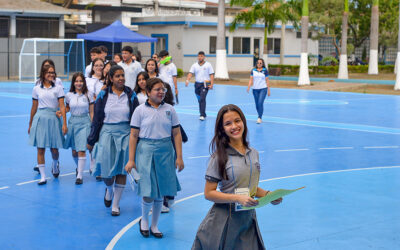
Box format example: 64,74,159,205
368,3,379,75
298,15,310,85
280,23,285,65
338,10,349,79
215,0,229,79
395,2,400,90
262,24,269,68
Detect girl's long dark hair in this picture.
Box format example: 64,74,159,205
107,65,124,87
69,72,88,94
104,61,117,87
89,58,105,81
134,71,149,94
145,58,159,76
209,104,249,180
39,65,55,87
163,83,174,106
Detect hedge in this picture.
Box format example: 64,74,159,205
268,64,395,75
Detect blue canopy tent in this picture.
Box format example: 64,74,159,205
77,20,157,56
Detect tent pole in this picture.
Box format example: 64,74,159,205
112,42,114,58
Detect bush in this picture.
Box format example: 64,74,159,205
268,64,394,75
177,68,184,78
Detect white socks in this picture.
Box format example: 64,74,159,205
77,157,86,179
105,184,113,201
141,200,153,230
151,199,163,233
112,184,125,212
38,164,46,182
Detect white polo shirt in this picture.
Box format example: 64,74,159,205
35,78,63,88
65,92,94,116
32,84,65,109
159,62,177,89
118,60,143,90
85,63,92,78
86,77,104,97
137,92,147,105
130,101,180,139
251,68,269,89
104,91,130,124
189,61,214,83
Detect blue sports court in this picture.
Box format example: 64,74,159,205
0,81,399,249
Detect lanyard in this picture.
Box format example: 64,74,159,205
229,153,252,190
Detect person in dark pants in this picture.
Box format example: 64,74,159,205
185,51,214,121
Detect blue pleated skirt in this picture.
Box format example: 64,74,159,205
29,108,64,149
136,137,181,199
92,122,130,178
64,115,91,151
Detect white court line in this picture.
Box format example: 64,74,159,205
0,186,9,190
106,165,400,249
16,177,51,186
274,148,309,152
187,155,209,159
364,146,399,149
319,147,354,150
0,114,29,118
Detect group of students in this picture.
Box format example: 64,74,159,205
27,47,278,246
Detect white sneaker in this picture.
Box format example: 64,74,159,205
199,116,205,121
256,118,262,124
161,205,170,213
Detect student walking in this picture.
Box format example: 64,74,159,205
85,47,102,78
28,65,67,185
134,72,149,105
158,50,178,99
185,51,214,121
35,59,63,87
64,73,94,185
125,77,184,238
192,104,282,250
118,46,143,90
87,65,139,216
247,58,270,124
86,58,105,99
145,58,159,79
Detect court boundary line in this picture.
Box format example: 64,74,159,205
106,165,400,249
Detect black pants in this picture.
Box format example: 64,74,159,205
194,82,209,117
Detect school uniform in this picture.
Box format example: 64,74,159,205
87,86,139,178
251,68,269,119
136,92,147,105
130,100,181,198
118,60,143,90
29,83,65,148
35,78,63,88
159,62,177,90
64,92,94,151
85,63,92,78
192,147,265,250
86,77,104,98
189,61,214,117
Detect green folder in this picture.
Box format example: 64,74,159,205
243,186,305,210
160,56,172,65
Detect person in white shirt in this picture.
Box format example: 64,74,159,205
145,58,159,79
86,58,105,99
35,59,63,88
85,47,102,78
134,72,149,105
28,65,67,185
247,58,270,124
158,50,178,100
64,72,94,185
98,45,109,63
185,51,214,121
118,46,143,90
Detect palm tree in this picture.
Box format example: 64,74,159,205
280,23,286,64
298,0,310,85
368,0,379,75
338,0,349,79
395,1,400,90
230,0,297,68
215,0,229,80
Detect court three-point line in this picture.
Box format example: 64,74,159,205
364,146,399,149
0,186,9,190
319,147,354,150
274,148,309,152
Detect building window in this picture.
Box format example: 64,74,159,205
209,36,228,54
267,38,281,54
0,16,9,37
16,17,59,38
233,37,251,54
296,31,312,39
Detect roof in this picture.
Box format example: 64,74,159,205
0,0,71,15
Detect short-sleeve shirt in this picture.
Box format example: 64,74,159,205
130,101,180,139
189,61,214,83
118,60,143,90
86,77,104,97
251,68,269,89
103,90,130,123
65,92,94,116
85,63,92,78
159,62,177,89
32,84,65,109
205,147,260,197
137,92,147,105
35,78,63,88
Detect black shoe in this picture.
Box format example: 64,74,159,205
37,180,47,185
104,188,112,208
33,166,39,172
95,176,102,181
111,207,120,216
150,229,163,238
52,162,60,178
139,219,149,238
75,178,83,185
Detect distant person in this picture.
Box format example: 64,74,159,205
158,50,178,99
185,51,214,121
118,46,143,90
85,47,101,78
103,61,117,87
134,50,142,63
145,58,159,78
134,71,149,105
113,54,123,64
247,58,270,124
86,58,105,99
152,53,159,62
98,45,109,63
